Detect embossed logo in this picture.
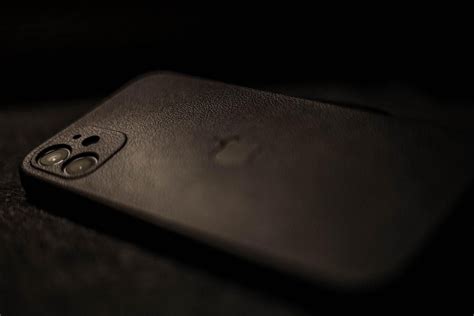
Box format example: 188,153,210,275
214,136,259,167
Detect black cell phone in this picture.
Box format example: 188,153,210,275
20,72,474,288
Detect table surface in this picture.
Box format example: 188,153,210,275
1,92,473,315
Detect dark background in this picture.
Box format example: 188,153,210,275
1,6,473,315
2,7,474,105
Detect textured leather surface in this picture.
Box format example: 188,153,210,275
3,101,315,316
21,72,474,286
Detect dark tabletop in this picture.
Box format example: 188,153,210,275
1,85,474,315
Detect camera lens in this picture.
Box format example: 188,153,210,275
38,147,70,166
64,155,98,175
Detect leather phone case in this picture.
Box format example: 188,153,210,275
20,72,474,287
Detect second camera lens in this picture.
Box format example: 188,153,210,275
64,155,98,175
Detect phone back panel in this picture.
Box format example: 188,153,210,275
21,73,474,286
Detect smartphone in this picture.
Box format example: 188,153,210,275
19,72,474,288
